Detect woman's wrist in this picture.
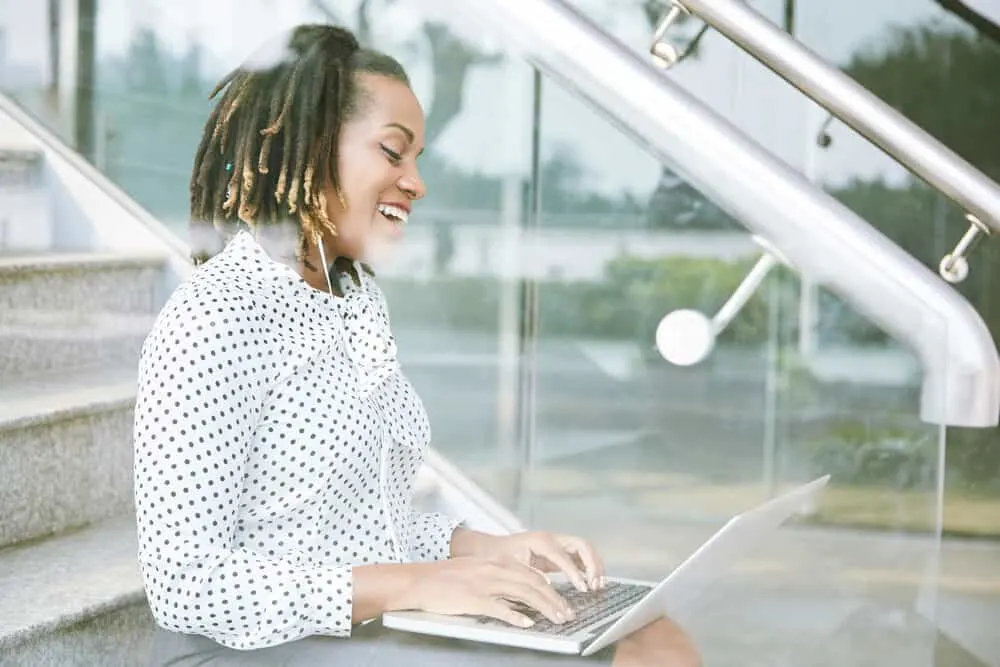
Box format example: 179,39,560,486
352,562,426,621
449,527,501,559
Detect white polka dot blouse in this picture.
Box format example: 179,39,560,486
133,230,461,650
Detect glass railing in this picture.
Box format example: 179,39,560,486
1,1,996,664
558,0,1000,528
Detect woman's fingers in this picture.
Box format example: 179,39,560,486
478,599,535,629
498,581,572,624
490,561,574,624
529,535,591,592
557,535,606,589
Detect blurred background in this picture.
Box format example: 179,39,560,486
0,0,997,665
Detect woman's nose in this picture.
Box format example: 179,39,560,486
398,168,426,201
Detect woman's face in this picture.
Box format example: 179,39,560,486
324,73,427,264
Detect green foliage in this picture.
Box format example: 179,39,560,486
600,255,778,346
837,22,1000,351
799,418,936,489
380,276,501,331
837,21,1000,475
381,253,786,348
846,24,1000,179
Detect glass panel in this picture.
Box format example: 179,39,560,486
548,4,999,660
0,3,59,132
793,5,1000,663
2,0,995,662
90,0,533,507
366,10,536,509
512,61,956,662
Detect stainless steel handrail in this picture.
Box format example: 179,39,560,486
670,0,1000,237
451,0,999,427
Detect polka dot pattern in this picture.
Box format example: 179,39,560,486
134,231,460,650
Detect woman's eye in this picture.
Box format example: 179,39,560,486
380,144,402,164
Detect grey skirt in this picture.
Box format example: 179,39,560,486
148,620,617,667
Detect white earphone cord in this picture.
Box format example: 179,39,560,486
317,235,336,297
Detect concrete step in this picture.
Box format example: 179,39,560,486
0,309,154,380
0,369,136,548
0,252,166,314
0,515,154,667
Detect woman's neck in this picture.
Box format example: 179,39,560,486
247,222,342,294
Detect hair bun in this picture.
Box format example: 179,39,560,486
290,24,360,60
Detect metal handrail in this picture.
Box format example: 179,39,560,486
451,0,999,427
662,0,1000,239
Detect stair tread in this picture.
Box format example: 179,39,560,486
0,252,165,273
0,515,143,649
0,367,137,429
0,309,156,338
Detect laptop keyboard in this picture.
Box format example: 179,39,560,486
475,580,652,636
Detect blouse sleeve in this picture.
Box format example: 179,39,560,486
408,511,462,562
133,285,354,650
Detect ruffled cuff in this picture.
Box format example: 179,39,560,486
409,512,464,562
306,566,354,637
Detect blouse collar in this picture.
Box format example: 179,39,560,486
223,229,376,299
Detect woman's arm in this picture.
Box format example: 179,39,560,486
350,563,423,621
134,287,360,650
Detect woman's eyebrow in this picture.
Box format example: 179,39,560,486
384,122,414,143
384,122,424,156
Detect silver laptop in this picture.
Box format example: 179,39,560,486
384,475,829,656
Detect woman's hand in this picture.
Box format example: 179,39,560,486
451,528,605,593
395,557,576,628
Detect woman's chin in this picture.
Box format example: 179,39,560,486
363,233,402,267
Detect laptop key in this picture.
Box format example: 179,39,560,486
475,581,652,636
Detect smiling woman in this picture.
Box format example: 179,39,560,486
135,22,699,667
188,24,423,283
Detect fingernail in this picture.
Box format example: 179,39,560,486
555,612,566,623
521,617,534,628
590,578,598,590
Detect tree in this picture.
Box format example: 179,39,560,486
836,22,1000,483
640,1,802,229
125,28,168,93
419,22,501,145
179,37,204,95
934,0,1000,43
640,0,740,230
310,0,499,145
846,25,1000,179
840,24,1000,345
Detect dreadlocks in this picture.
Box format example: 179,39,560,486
189,24,410,265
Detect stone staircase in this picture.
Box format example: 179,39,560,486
0,246,168,664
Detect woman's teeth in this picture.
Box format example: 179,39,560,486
377,204,409,225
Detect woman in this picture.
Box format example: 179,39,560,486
135,24,700,666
